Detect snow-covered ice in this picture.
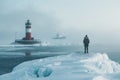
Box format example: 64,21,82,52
0,53,120,80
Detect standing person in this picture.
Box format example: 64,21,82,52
83,35,90,53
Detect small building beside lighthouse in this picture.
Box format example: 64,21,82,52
15,20,40,44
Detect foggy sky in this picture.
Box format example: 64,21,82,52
0,0,120,47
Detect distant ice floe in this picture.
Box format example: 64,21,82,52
0,53,120,80
93,76,109,80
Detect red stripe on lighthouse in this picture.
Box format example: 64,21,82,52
26,32,31,40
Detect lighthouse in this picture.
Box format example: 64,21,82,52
15,20,40,44
25,20,32,40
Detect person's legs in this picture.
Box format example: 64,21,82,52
84,45,86,53
86,47,88,53
84,46,87,53
84,44,89,53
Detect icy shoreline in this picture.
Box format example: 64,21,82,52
0,53,120,80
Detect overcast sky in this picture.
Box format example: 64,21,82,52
0,0,120,46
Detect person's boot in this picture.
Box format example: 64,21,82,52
84,50,86,54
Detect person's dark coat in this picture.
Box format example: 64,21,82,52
83,36,90,47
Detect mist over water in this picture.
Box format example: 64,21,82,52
0,0,120,46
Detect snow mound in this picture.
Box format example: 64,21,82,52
80,53,120,73
0,53,120,80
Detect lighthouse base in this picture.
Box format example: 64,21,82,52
15,39,40,44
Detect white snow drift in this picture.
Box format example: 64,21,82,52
0,53,120,80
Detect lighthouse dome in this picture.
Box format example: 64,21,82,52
25,20,31,25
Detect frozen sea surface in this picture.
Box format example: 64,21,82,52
0,52,120,80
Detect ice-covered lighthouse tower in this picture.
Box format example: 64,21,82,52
15,20,40,44
25,20,32,40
